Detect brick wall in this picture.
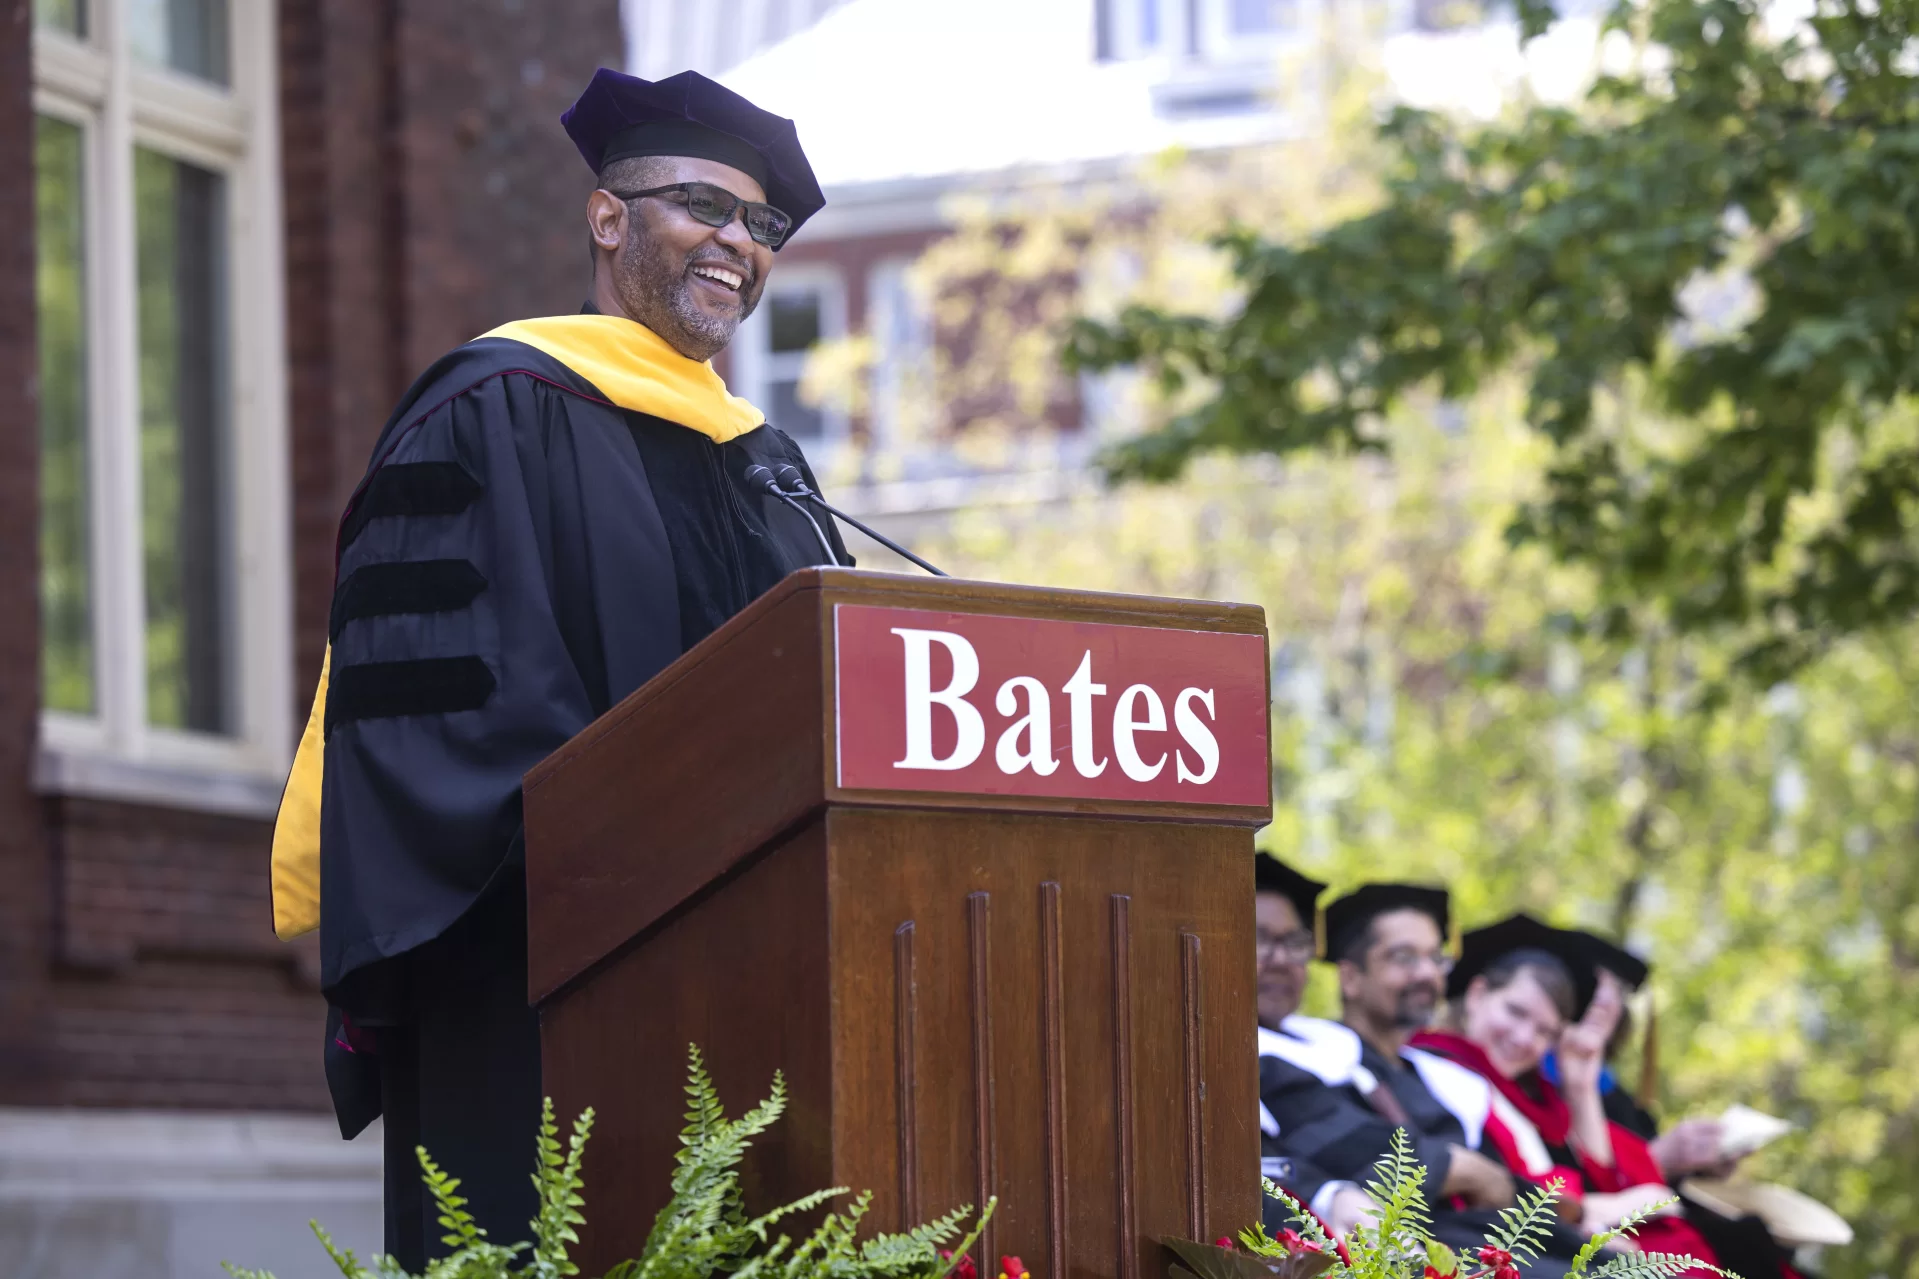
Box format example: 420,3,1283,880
0,0,52,1100
0,0,622,1113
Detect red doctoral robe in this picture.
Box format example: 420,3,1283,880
1410,1030,1719,1273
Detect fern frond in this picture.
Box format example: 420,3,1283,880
221,1266,276,1279
1359,1129,1433,1261
304,1222,371,1279
932,1198,996,1279
415,1145,491,1255
1485,1183,1560,1263
1565,1197,1674,1278
527,1102,595,1279
680,1043,726,1146
1586,1252,1734,1279
740,1185,848,1243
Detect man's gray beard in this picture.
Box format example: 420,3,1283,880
617,237,757,360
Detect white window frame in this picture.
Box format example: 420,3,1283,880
865,256,933,451
30,0,292,816
1197,0,1309,60
732,263,849,452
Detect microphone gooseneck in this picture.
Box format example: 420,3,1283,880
743,464,843,566
771,466,949,578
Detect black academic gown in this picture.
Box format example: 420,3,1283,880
1258,1053,1342,1233
1261,1039,1583,1275
316,329,849,1269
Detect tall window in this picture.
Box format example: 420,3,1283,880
736,267,846,447
32,0,290,801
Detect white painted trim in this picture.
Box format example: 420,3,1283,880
31,0,294,803
34,741,284,819
733,261,849,445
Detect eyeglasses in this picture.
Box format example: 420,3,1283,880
607,181,794,249
1256,930,1317,966
1374,945,1455,977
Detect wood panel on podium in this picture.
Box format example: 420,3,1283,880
524,568,1271,1279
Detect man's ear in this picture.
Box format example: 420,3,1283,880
1336,958,1363,1001
586,189,629,254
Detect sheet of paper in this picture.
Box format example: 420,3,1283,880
1718,1103,1793,1156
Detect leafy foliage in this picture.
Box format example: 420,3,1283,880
922,395,1916,1276
1063,0,1919,678
227,1046,991,1279
1232,1133,1719,1279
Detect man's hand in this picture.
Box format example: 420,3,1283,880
1326,1186,1378,1237
1649,1119,1741,1180
1441,1146,1516,1209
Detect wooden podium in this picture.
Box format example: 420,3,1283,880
525,569,1271,1278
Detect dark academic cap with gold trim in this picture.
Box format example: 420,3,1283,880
561,68,826,244
1254,854,1327,937
1321,883,1450,962
1570,928,1650,990
1447,913,1599,1019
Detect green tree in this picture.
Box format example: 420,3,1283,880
922,396,1917,1278
1065,0,1919,680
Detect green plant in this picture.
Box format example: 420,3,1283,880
227,1045,993,1279
1162,1132,1726,1279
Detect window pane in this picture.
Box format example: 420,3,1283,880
769,379,824,441
34,0,86,36
136,147,232,735
36,116,95,716
1230,0,1293,34
129,0,229,85
768,293,822,354
1139,0,1159,45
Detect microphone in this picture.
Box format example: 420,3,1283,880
771,466,949,578
743,464,843,566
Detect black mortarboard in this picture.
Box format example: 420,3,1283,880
561,68,826,244
1253,854,1327,936
1321,883,1450,963
1447,913,1598,1019
1570,928,1650,990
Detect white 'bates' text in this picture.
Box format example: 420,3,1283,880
889,628,1221,784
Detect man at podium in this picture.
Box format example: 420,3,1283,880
267,68,851,1270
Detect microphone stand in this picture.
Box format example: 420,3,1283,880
743,465,843,566
773,467,949,577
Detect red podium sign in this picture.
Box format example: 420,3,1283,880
833,603,1269,806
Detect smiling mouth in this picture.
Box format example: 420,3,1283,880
689,262,746,292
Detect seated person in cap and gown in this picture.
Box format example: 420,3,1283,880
1252,855,1378,1237
1258,885,1586,1275
1552,936,1803,1279
1545,933,1661,1144
266,67,849,1271
1408,917,1721,1274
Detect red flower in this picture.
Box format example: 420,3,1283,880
1426,1268,1448,1279
999,1256,1029,1279
941,1251,978,1279
1216,1238,1238,1251
1475,1247,1519,1279
1275,1229,1324,1256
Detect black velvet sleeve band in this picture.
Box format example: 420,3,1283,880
325,656,498,736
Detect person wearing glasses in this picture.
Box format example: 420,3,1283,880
1252,855,1377,1238
1258,884,1585,1274
267,68,850,1272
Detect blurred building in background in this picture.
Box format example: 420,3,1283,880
1,0,620,1274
